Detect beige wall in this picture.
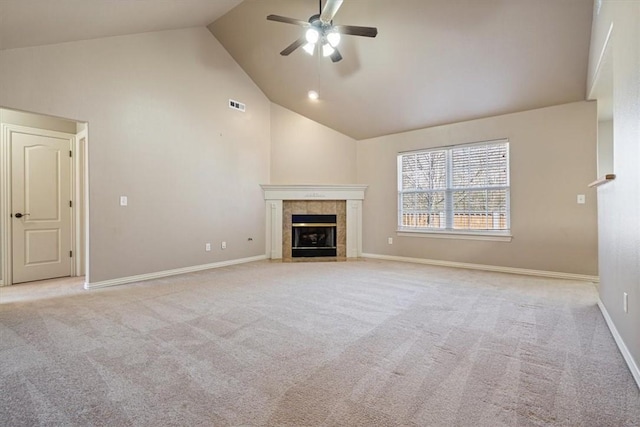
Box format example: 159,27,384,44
589,1,640,381
270,103,356,184
0,27,271,284
357,101,598,276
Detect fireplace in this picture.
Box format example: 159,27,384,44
292,214,337,257
260,184,367,260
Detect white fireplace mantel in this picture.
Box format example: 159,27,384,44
260,184,367,259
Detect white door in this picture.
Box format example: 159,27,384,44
11,129,73,284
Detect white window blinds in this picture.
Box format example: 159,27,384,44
398,140,510,232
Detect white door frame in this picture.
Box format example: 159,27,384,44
74,127,89,278
0,123,87,286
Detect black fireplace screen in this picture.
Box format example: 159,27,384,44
292,214,337,257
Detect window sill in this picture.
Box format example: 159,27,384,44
397,228,513,242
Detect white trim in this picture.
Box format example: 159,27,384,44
398,138,509,154
597,299,640,389
361,253,599,282
588,22,614,99
346,200,363,257
0,124,10,286
397,229,512,242
74,127,88,277
261,184,367,201
84,255,267,290
265,200,283,259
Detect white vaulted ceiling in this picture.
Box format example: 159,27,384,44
209,0,594,139
0,0,594,140
0,0,242,50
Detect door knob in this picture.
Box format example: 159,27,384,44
14,213,30,218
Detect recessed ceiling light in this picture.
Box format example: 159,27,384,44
308,90,319,100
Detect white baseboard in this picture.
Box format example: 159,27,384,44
361,253,599,283
597,299,640,389
84,255,268,290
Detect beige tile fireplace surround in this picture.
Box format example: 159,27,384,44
283,200,346,261
260,185,367,260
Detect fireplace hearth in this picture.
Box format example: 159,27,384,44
292,214,337,257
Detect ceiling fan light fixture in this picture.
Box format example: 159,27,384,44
303,42,315,55
267,0,377,61
305,28,320,44
327,31,341,47
322,43,335,57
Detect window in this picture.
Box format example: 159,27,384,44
398,140,510,235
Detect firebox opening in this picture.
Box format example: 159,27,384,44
292,214,337,258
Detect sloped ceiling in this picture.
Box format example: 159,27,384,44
209,0,594,140
0,0,242,51
0,0,593,140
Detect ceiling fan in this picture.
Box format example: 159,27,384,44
267,0,378,63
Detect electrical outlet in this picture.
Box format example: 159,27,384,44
624,292,628,313
205,243,211,252
388,237,393,245
577,194,585,204
221,241,227,250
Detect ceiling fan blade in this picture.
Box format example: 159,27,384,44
320,0,344,23
330,48,343,63
334,25,378,38
280,37,306,56
267,15,309,27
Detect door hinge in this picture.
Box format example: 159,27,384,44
69,150,72,158
69,251,73,257
69,200,72,208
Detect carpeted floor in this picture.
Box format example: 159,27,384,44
1,259,638,426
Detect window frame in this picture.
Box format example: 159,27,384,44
397,139,512,241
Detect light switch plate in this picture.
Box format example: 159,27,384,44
577,194,585,204
120,196,128,206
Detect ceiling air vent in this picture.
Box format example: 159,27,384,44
229,99,246,112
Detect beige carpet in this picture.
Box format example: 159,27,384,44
1,259,638,426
